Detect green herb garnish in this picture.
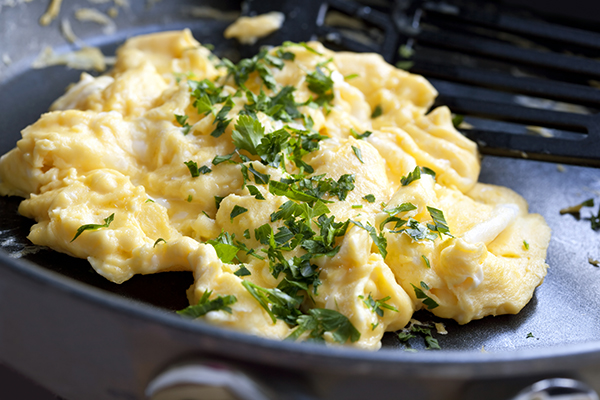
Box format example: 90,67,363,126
351,145,364,163
184,160,200,177
422,255,431,268
363,194,376,203
230,205,248,222
371,105,383,118
359,293,399,317
287,308,360,344
401,166,421,186
427,206,453,238
177,289,237,318
71,213,115,242
234,265,251,277
174,114,192,135
411,281,439,309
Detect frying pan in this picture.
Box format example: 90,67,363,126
0,1,599,399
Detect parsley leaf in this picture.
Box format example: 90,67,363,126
174,114,192,135
401,166,421,186
232,114,265,155
184,161,200,177
177,289,237,318
363,194,376,203
420,166,436,179
411,282,439,309
234,265,251,277
400,218,439,241
71,213,115,242
427,206,453,238
207,231,241,264
351,145,364,163
306,67,334,106
351,220,387,259
214,195,225,210
210,98,234,138
287,308,360,344
371,105,383,118
212,153,236,165
153,238,166,247
350,128,373,140
230,205,248,222
359,293,398,317
422,255,431,268
242,280,301,324
380,202,416,230
247,185,266,200
559,198,594,216
397,320,442,350
451,114,464,129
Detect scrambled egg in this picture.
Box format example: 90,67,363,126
0,30,551,350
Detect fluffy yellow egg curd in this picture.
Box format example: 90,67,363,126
0,30,551,350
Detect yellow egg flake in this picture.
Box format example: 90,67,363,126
0,30,552,350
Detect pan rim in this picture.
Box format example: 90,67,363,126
1,248,598,379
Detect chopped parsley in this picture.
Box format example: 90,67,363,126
242,280,301,324
350,128,373,140
208,232,241,263
401,166,421,186
174,114,192,135
523,240,529,250
363,194,376,203
214,195,225,210
232,114,265,156
422,255,431,268
359,293,399,317
287,308,360,344
234,265,251,277
559,198,594,216
397,319,441,350
420,166,436,179
426,206,453,238
153,238,166,247
212,153,236,165
230,205,248,222
71,213,115,242
306,67,334,107
400,218,439,241
526,332,535,339
371,105,383,118
451,114,464,129
198,166,212,175
411,281,439,309
177,289,237,318
344,73,359,80
184,161,200,177
380,202,416,230
351,220,388,259
210,98,234,137
351,145,364,163
247,185,266,200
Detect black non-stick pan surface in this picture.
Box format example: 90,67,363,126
0,1,599,399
